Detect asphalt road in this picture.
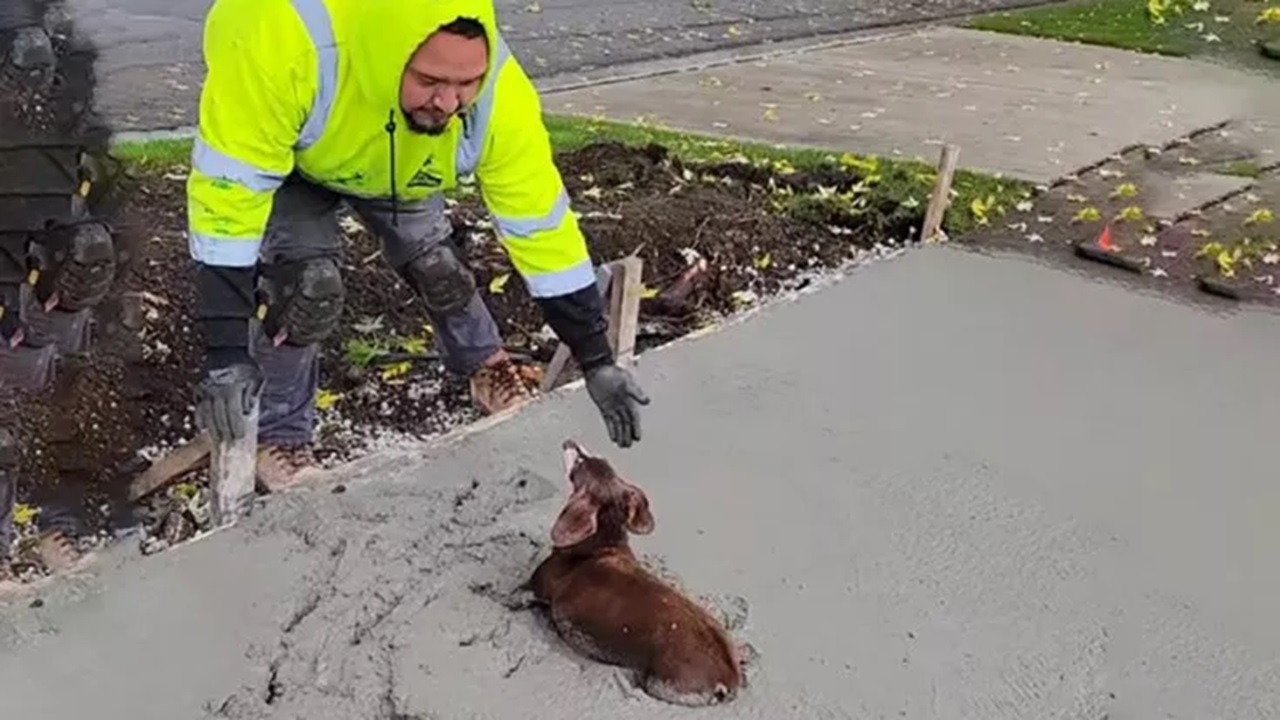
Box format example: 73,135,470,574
61,0,1052,133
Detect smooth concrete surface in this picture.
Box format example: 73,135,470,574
3,245,1279,719
544,26,1276,183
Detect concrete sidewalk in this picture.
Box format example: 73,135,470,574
543,26,1277,183
66,0,1053,134
3,245,1279,719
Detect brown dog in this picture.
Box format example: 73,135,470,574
528,439,743,706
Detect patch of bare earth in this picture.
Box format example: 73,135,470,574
957,120,1280,308
10,141,918,572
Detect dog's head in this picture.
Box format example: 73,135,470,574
550,439,655,548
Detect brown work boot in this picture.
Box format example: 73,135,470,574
469,352,536,416
36,530,81,573
256,444,327,493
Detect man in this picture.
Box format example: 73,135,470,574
1,0,119,579
189,0,650,490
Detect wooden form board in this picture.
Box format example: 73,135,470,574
539,256,645,392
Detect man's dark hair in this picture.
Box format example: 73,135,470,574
438,17,486,40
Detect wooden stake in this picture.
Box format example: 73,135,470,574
539,257,645,391
920,144,961,244
608,255,644,366
540,264,613,392
209,397,259,527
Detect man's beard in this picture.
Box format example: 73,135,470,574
403,108,448,136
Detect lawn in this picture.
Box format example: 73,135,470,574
966,0,1280,74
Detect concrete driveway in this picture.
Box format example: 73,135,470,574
3,244,1278,719
64,0,1053,132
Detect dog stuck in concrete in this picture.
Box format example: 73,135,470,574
528,439,744,706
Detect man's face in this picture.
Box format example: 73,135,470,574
399,29,488,135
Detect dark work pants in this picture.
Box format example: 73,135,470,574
253,174,504,446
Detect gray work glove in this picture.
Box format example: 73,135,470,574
194,351,264,442
584,364,650,448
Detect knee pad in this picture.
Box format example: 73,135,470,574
401,242,476,315
259,256,345,346
30,221,117,312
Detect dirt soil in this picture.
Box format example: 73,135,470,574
959,120,1280,308
8,141,919,572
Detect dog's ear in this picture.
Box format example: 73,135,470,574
551,491,599,547
624,485,655,535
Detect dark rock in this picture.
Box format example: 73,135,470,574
1260,39,1280,62
10,26,54,70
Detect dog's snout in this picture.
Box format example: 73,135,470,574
561,439,591,477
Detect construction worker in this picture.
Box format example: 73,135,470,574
1,0,119,580
188,0,651,490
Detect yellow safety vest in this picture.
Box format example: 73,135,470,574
187,0,594,298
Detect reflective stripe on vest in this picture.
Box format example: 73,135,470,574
191,138,287,193
523,258,596,298
187,232,264,266
290,0,339,150
455,35,511,177
492,187,570,239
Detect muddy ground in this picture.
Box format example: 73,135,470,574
8,141,923,570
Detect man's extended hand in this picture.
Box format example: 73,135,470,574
194,357,264,442
584,364,650,448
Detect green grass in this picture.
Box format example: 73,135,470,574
109,137,194,172
108,113,1032,236
1218,159,1264,177
967,0,1198,55
965,0,1280,74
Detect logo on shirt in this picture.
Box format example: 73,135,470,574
407,154,443,189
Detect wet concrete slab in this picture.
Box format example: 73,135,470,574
2,244,1278,719
543,26,1273,183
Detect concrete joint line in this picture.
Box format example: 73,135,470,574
1043,118,1242,189
538,27,926,96
534,0,1074,96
